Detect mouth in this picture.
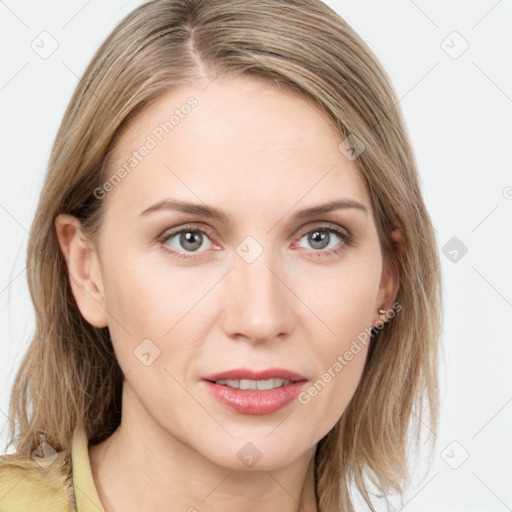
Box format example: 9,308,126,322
202,368,307,388
201,368,308,415
213,377,293,391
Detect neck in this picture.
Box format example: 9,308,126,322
89,383,319,512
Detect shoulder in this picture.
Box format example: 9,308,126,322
0,449,76,511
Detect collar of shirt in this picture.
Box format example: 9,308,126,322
71,424,106,512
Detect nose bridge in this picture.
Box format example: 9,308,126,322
222,238,293,342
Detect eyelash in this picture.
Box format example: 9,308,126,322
157,222,355,261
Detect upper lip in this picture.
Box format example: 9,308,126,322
202,368,307,382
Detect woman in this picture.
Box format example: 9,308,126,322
0,0,442,510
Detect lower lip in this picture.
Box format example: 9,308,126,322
202,380,307,415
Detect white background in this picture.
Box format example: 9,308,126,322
1,1,511,510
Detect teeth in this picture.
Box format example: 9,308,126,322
215,378,291,390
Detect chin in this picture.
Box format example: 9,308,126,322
200,435,312,472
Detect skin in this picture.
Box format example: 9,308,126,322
56,76,401,512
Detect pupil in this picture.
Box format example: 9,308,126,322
310,230,328,249
181,231,202,251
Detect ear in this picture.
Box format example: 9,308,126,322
55,214,109,328
372,227,403,327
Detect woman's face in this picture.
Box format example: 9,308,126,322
70,76,397,470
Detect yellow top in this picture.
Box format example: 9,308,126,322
0,425,105,512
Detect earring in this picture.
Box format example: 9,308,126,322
377,308,386,314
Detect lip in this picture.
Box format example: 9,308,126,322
202,380,307,415
202,368,307,382
201,368,308,415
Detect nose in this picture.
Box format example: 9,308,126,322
220,244,295,344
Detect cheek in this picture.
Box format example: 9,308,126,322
98,260,204,417
295,255,380,430
100,238,186,324
99,247,217,371
307,253,382,343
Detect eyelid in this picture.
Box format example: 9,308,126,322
158,222,216,241
296,221,353,242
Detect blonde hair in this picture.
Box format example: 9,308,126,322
6,1,442,510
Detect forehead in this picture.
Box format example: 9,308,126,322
103,76,371,218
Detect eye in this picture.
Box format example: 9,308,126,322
157,222,354,261
158,224,215,259
296,224,354,256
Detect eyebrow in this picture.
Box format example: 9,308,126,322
139,198,368,223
